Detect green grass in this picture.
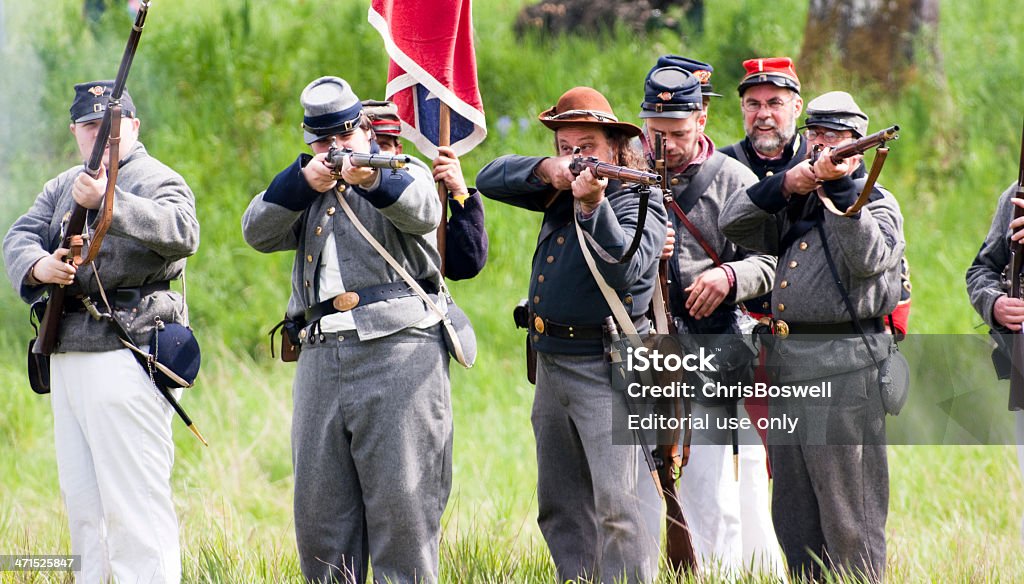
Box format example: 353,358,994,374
2,0,1024,581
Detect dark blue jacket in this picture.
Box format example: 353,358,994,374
476,155,666,355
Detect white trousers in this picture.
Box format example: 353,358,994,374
639,401,786,580
51,349,181,584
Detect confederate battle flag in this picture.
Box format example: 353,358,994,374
368,0,487,158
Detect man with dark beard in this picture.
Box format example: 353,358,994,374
719,57,806,182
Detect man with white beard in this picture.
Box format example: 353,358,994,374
720,57,806,183
720,57,806,318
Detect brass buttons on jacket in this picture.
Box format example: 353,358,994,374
327,207,336,216
556,236,565,245
533,295,541,304
315,226,323,236
799,241,808,250
670,178,680,186
306,255,313,263
538,274,545,283
778,303,786,311
534,316,545,334
780,280,788,289
766,171,774,177
789,260,798,269
546,255,555,264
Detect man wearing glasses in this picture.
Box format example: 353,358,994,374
720,57,807,183
720,91,905,582
719,58,806,319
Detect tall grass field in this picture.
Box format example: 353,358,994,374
2,0,1024,581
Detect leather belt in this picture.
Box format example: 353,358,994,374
774,317,885,339
65,281,171,312
530,313,647,341
305,279,437,323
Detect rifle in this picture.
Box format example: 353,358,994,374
811,125,900,217
1009,119,1024,406
326,143,412,170
647,131,698,575
813,125,900,164
34,1,151,356
570,148,662,186
567,147,658,265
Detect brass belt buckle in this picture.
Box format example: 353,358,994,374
533,315,546,334
774,319,790,339
333,291,360,312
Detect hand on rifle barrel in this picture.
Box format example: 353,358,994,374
31,248,76,286
337,153,378,189
73,166,107,210
811,147,862,181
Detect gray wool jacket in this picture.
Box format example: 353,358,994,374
720,171,905,324
664,150,776,310
3,142,199,352
242,153,442,341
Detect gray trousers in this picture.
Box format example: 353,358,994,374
533,352,657,584
291,326,452,584
769,363,888,583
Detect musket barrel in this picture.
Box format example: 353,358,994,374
570,155,661,186
86,0,151,177
326,147,411,170
829,125,900,163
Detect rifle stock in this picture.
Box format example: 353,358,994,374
32,2,151,356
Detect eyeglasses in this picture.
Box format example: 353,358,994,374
741,97,794,113
546,109,619,122
805,128,851,144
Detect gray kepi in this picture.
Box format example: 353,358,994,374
300,76,363,144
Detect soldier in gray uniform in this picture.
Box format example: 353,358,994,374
4,80,198,584
242,77,451,584
720,91,905,582
476,86,667,583
633,62,783,577
966,180,1024,542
